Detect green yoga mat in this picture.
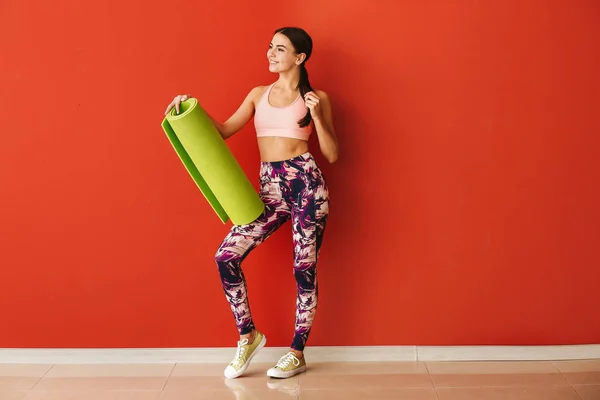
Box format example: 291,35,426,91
161,98,264,225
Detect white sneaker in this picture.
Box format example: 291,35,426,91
266,352,307,379
224,330,267,379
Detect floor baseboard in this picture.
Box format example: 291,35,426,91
417,344,600,361
1,345,598,364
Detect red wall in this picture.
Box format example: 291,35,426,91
1,1,599,348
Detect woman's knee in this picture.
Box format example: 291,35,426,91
215,237,250,265
215,247,243,284
214,246,239,265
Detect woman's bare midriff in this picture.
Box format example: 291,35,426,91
257,136,310,162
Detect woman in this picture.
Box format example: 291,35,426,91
164,27,338,379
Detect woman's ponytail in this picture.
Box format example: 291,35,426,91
297,63,314,128
274,27,315,128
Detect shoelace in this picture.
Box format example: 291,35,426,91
232,338,249,367
276,352,300,369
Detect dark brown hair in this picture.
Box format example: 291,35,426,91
275,27,314,127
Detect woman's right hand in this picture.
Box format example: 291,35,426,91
164,94,190,116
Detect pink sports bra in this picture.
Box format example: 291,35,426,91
254,83,312,141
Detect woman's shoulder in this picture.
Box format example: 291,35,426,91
313,88,330,100
248,84,271,103
251,84,271,93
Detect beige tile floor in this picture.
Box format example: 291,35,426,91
0,359,599,399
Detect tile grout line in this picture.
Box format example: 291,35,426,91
551,361,573,386
571,386,585,400
29,363,54,391
159,362,177,394
552,361,584,400
424,361,441,400
418,344,440,397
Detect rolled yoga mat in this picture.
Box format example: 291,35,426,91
161,98,264,225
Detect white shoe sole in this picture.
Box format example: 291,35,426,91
266,364,307,379
224,334,267,379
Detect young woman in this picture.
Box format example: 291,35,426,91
164,27,338,379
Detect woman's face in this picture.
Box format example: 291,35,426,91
267,33,304,73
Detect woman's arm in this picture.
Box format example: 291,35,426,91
306,90,339,163
211,86,264,140
165,87,264,140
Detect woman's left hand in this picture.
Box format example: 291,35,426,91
304,91,322,120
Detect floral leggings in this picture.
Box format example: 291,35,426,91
214,152,330,351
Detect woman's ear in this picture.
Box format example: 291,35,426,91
296,53,307,65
